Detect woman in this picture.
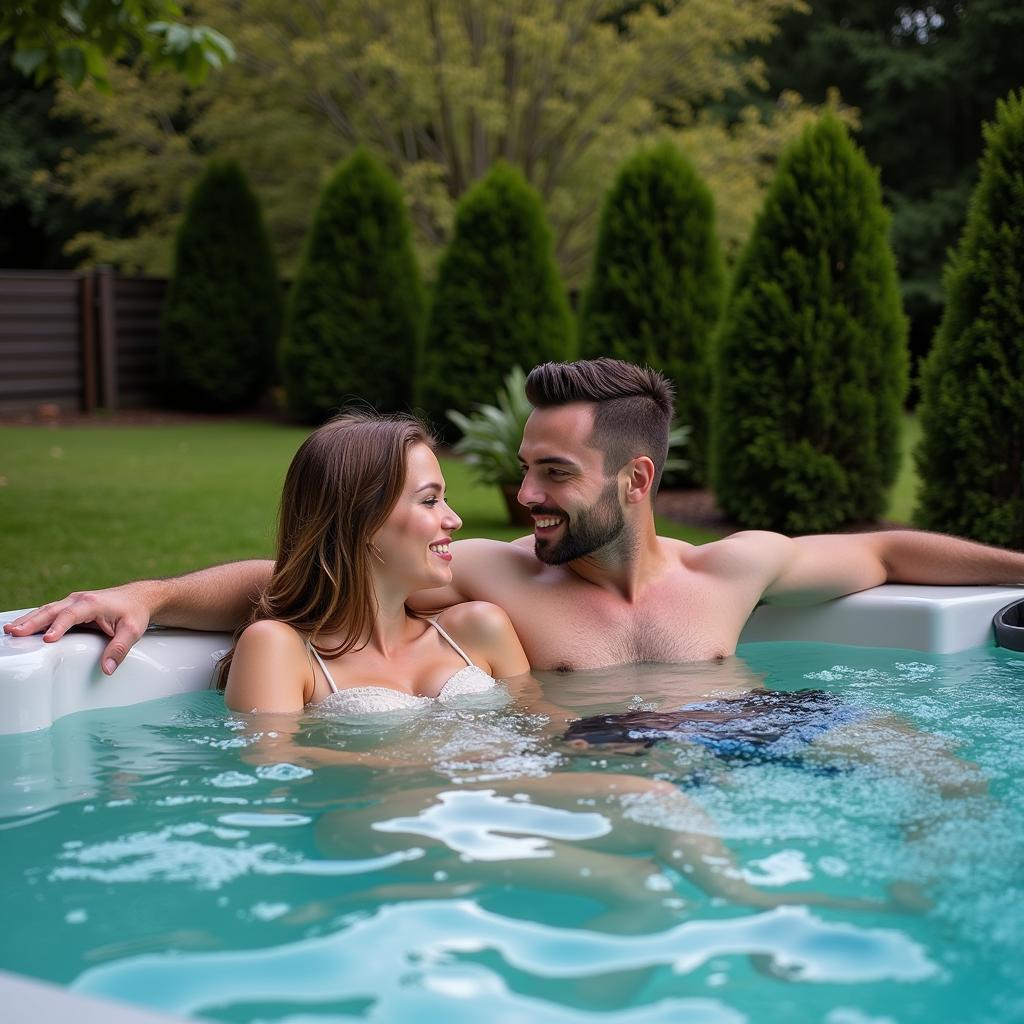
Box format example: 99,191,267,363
221,411,531,714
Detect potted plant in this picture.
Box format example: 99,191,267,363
448,366,535,526
448,366,691,526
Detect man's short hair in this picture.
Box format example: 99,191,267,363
525,358,675,489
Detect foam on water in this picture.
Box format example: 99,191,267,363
372,788,613,860
71,901,936,1013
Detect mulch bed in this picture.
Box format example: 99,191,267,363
655,488,737,533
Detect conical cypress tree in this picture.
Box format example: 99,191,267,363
420,162,573,434
915,90,1024,546
281,148,424,422
578,142,724,484
161,159,282,409
712,115,908,532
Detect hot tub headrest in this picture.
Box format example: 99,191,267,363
994,597,1024,651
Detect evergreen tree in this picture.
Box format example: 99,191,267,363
281,148,423,422
161,158,281,409
420,162,573,433
578,142,724,483
741,0,1024,395
915,90,1024,547
712,114,908,532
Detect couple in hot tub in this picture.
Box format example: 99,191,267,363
6,357,1020,918
10,356,1022,714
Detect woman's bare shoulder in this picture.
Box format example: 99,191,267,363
435,602,529,677
236,618,307,653
436,601,515,643
226,620,313,714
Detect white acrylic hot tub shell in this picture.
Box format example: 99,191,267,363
0,619,231,735
2,583,1022,736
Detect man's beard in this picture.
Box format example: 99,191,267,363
533,480,626,565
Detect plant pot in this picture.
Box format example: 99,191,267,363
500,484,535,528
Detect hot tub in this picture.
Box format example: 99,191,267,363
1,584,1022,1024
1,585,1020,736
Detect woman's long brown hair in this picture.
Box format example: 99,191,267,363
216,410,434,688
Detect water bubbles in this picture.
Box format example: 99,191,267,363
371,789,612,861
644,872,674,892
217,813,312,828
738,850,812,887
819,856,850,878
208,772,258,789
826,1010,897,1024
255,763,313,782
249,902,290,922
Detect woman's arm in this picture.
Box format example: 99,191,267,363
224,619,312,713
232,712,404,770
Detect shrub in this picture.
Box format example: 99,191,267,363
578,142,724,484
281,148,423,422
447,366,533,490
915,90,1024,546
712,114,908,533
161,159,282,409
419,162,573,436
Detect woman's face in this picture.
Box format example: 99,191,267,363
371,443,463,592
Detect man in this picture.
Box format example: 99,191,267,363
6,357,1024,673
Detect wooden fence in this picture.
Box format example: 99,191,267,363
0,269,167,414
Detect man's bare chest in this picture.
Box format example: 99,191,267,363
487,577,747,671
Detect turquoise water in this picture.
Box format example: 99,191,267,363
1,643,1022,1023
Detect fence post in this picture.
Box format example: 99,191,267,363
95,265,118,411
79,269,97,413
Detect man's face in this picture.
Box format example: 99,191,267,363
517,404,626,565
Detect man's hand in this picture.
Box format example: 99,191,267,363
3,581,155,675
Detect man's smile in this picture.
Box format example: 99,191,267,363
533,516,565,532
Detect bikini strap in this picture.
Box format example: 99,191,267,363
428,616,475,668
306,639,340,694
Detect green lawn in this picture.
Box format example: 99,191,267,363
0,421,720,609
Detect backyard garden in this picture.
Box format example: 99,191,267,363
2,7,1024,1024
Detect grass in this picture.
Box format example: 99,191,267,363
0,421,720,609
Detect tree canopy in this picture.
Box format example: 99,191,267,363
749,0,1024,377
0,0,233,90
45,0,833,280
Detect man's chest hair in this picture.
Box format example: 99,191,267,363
525,606,729,671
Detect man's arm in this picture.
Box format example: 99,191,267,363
765,529,1024,605
405,537,514,613
3,560,273,674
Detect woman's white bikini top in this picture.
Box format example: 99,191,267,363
307,617,499,715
